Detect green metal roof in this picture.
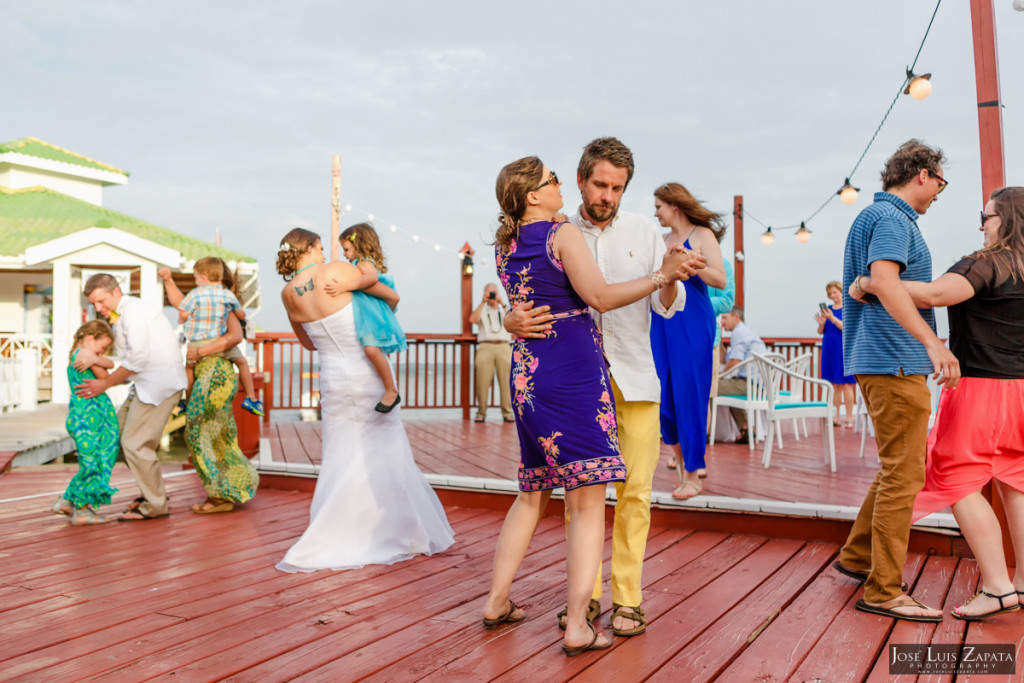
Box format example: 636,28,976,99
0,185,254,262
0,137,129,177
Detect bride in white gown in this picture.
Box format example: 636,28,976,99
275,228,454,572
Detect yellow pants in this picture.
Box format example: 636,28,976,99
592,376,661,607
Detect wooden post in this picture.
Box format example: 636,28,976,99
970,0,1011,567
331,155,341,263
970,0,1006,203
733,195,744,310
459,243,475,421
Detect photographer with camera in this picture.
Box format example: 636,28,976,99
469,283,514,423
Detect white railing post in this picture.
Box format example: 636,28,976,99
16,348,39,411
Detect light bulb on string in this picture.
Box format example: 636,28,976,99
367,214,374,222
344,204,352,212
412,235,420,242
389,225,397,232
837,178,860,205
433,244,441,252
904,69,932,100
761,227,774,245
796,222,812,243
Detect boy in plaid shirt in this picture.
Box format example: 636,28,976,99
159,258,263,416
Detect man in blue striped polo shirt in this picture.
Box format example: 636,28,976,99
837,140,961,623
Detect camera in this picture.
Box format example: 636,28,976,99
488,292,497,300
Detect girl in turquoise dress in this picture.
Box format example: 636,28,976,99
332,223,407,412
52,320,120,525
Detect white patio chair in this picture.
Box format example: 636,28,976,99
709,353,785,451
754,353,836,473
780,352,813,440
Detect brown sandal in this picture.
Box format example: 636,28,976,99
482,599,525,629
557,598,601,630
561,622,612,657
611,603,646,636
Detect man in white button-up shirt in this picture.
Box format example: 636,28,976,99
506,137,695,637
77,273,187,520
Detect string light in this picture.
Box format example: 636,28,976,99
837,178,860,205
337,203,468,262
743,0,941,233
795,222,812,243
761,227,774,245
904,70,932,100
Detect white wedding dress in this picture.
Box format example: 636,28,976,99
276,305,455,572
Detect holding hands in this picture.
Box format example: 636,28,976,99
663,244,706,282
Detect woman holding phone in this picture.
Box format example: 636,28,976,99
816,280,855,426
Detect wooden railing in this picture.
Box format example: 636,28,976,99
253,332,827,421
0,333,53,376
253,332,483,422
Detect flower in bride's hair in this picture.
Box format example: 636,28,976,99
278,243,292,253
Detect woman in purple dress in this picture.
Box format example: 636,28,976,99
480,156,690,655
816,280,856,426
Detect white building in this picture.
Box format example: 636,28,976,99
0,136,260,403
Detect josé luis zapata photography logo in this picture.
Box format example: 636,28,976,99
889,644,1016,675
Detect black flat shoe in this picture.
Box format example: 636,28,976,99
375,393,401,413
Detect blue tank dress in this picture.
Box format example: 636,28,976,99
351,258,408,355
650,237,716,473
820,306,854,384
63,349,120,507
496,221,628,492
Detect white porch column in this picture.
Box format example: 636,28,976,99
139,261,159,310
50,260,73,403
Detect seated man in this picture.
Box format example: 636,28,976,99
716,306,767,443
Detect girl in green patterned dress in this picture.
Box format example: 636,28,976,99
51,320,120,525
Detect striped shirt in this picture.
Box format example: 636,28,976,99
842,192,936,376
181,284,241,341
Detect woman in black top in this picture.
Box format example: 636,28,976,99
856,186,1024,621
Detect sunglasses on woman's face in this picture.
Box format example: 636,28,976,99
980,211,998,226
535,171,559,190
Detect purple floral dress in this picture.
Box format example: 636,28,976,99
497,221,627,492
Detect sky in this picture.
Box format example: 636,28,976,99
5,0,1023,338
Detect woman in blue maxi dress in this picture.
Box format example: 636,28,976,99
650,183,729,500
816,280,855,426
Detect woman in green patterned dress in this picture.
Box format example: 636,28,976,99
184,314,259,513
52,320,119,525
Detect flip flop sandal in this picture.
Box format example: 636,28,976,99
557,598,601,630
482,599,525,629
611,603,646,637
69,506,109,526
118,510,170,522
672,480,702,500
473,416,486,423
832,561,908,592
192,499,235,514
855,597,943,623
561,622,612,657
952,590,1021,621
124,495,170,513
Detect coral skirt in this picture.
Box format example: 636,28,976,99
913,377,1024,522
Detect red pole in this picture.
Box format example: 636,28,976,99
970,0,1006,202
459,243,475,420
733,195,744,310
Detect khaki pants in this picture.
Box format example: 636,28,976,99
717,377,750,431
839,373,931,602
591,376,661,607
117,390,180,517
475,342,513,420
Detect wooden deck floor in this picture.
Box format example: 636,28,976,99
1,465,1020,681
266,412,883,508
